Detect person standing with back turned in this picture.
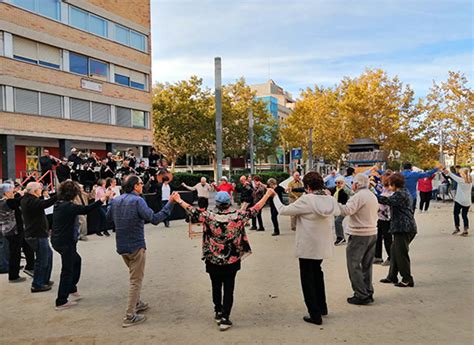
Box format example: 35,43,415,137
107,175,176,328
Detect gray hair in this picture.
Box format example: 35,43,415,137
353,173,369,188
267,178,277,186
0,183,14,198
25,182,42,194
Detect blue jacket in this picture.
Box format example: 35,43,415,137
401,169,438,199
107,192,174,255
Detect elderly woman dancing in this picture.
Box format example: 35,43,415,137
173,189,273,331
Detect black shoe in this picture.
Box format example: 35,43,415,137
31,285,52,293
271,233,280,236
214,312,222,324
257,228,265,232
394,281,414,288
380,278,397,284
219,318,233,331
96,232,104,237
347,296,372,305
103,230,111,237
47,281,54,287
303,315,322,325
321,308,328,316
250,227,257,230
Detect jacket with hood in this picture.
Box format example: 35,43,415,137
273,192,340,260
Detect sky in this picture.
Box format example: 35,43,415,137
150,0,473,99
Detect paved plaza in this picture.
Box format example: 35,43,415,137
0,202,472,345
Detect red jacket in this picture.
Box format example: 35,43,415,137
417,176,434,192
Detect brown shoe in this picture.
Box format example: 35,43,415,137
461,231,469,237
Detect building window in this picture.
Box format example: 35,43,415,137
69,52,88,75
69,6,108,38
132,110,146,128
114,66,146,90
0,85,4,112
69,6,88,31
14,88,39,115
13,36,61,69
89,14,108,37
12,0,60,20
89,59,108,80
116,107,131,127
114,24,146,52
115,25,130,46
91,102,110,124
130,31,146,51
40,93,62,118
70,98,90,122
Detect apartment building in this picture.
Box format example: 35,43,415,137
0,0,152,180
250,79,295,123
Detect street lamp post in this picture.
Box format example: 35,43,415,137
308,128,313,171
215,57,223,180
248,108,255,174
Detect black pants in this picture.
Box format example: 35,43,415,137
375,220,392,260
299,258,327,319
52,243,81,306
388,232,416,284
419,191,432,211
270,205,279,234
197,197,209,210
411,198,417,211
209,271,237,319
453,202,470,229
252,210,264,230
5,234,34,280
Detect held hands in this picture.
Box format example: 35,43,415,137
170,191,181,203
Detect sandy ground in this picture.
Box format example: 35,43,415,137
0,201,472,345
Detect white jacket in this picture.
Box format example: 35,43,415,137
273,193,340,260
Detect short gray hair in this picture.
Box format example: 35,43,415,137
353,174,369,188
0,183,14,198
26,182,42,194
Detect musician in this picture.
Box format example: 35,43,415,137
68,148,82,181
100,158,115,179
148,148,160,168
78,162,97,192
144,174,160,194
56,157,72,183
135,161,150,184
116,159,132,181
106,152,118,172
126,149,137,169
39,149,59,187
87,152,100,168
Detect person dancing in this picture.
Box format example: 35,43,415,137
173,189,274,331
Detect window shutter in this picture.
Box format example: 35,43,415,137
40,93,62,117
70,98,90,122
15,88,39,115
13,36,38,61
116,107,131,127
0,32,4,56
115,66,130,77
130,70,146,85
38,43,61,67
91,102,110,124
0,86,4,111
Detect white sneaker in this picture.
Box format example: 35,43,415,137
55,301,78,311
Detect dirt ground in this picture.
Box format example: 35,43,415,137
0,201,472,345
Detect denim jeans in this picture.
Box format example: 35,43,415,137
26,237,53,289
0,233,9,273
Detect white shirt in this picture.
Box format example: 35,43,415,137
161,183,171,201
187,183,211,198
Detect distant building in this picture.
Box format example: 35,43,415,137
0,0,152,180
250,80,295,123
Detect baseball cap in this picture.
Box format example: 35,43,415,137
215,191,231,205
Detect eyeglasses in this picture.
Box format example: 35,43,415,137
336,182,344,185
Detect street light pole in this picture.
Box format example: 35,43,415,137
248,108,255,174
215,57,223,180
308,128,313,171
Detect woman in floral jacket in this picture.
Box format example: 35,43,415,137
173,189,274,331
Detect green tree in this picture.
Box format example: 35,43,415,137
422,71,473,165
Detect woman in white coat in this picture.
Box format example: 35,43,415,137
271,171,340,326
